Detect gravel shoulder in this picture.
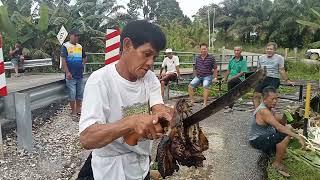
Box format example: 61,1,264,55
0,97,299,180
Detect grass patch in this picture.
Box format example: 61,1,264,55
278,86,297,95
286,61,320,81
267,140,320,180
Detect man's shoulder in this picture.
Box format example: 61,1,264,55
88,64,114,84
274,54,284,60
143,70,158,82
207,54,214,58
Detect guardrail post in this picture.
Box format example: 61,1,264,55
15,93,33,152
251,56,254,71
299,85,303,102
4,93,16,120
84,64,87,74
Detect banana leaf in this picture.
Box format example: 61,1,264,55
0,5,16,39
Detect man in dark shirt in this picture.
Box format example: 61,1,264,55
9,42,24,77
60,29,87,119
188,43,218,106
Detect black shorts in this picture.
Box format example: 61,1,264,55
249,132,287,154
254,77,280,93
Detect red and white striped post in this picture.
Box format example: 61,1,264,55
0,34,7,97
105,29,121,65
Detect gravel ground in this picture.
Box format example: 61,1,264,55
0,105,82,180
0,97,300,180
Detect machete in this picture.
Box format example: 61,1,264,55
124,68,266,145
183,68,266,128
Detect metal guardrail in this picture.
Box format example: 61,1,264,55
0,76,88,151
84,53,260,74
4,58,52,69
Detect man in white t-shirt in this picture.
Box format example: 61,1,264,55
78,20,171,180
159,48,180,97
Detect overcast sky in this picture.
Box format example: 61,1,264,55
0,0,223,18
116,0,223,18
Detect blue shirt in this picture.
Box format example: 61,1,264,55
60,42,86,79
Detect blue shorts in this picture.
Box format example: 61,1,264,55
66,78,84,101
189,75,213,89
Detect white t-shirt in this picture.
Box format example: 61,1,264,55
161,55,180,74
79,64,163,180
258,54,284,78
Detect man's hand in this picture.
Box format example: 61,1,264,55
133,112,171,140
212,77,218,83
66,72,73,80
221,78,227,83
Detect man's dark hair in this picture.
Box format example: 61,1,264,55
16,41,21,45
199,43,208,48
262,86,277,98
120,20,166,52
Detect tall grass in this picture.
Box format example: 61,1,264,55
286,61,320,80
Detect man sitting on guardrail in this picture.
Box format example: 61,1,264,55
223,46,248,113
9,41,24,77
188,43,218,106
253,42,293,108
159,48,181,97
60,29,87,119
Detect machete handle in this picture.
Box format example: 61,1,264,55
124,123,164,146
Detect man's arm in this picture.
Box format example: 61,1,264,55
82,48,88,64
260,109,303,140
159,59,166,77
60,46,72,79
280,67,293,84
80,118,135,149
176,65,181,77
212,57,218,79
175,56,181,78
159,67,164,77
223,70,230,81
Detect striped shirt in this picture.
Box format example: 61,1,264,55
195,54,217,77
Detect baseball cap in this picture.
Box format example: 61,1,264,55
69,29,80,35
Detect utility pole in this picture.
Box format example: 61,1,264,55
208,9,211,50
212,7,216,49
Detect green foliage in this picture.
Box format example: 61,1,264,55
307,41,320,48
286,61,320,80
0,5,16,39
38,3,49,32
267,139,320,179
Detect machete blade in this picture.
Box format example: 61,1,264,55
183,68,266,128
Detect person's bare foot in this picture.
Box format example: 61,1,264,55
272,162,290,177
